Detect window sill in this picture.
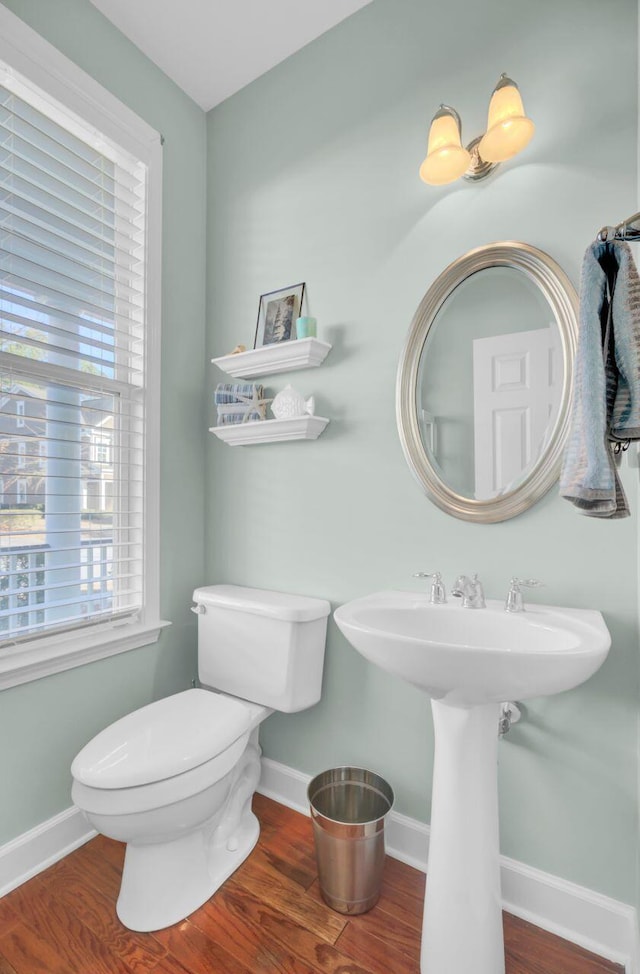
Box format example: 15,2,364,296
0,620,172,690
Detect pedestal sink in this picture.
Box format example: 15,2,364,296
333,591,611,974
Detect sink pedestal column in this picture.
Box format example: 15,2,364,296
421,700,504,974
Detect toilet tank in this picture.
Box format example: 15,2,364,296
193,584,331,713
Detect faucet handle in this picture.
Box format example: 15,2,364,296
470,572,483,586
467,573,486,609
505,577,542,613
413,571,447,604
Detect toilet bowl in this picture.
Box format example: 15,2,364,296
71,584,330,931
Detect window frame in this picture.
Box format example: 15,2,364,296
0,6,169,690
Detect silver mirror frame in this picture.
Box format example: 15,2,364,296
396,242,579,523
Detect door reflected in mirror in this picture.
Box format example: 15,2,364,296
417,267,561,500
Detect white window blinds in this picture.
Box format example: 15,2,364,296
0,68,149,646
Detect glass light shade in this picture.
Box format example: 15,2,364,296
419,111,471,186
477,81,534,163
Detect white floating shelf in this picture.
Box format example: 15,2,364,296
209,415,330,446
211,338,331,378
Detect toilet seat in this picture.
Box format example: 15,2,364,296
72,688,252,789
72,733,250,815
71,689,255,816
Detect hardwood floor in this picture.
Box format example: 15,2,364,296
0,794,624,974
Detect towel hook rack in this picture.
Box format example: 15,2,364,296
597,210,640,242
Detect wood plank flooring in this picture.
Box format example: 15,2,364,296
0,794,624,974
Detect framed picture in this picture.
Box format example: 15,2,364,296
254,282,306,348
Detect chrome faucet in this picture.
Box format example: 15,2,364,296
451,573,486,609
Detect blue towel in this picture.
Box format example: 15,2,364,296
560,241,640,517
216,406,262,425
214,382,264,405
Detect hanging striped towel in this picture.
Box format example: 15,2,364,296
560,240,640,517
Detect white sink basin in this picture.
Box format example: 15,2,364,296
334,590,611,705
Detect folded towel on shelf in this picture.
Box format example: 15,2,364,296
214,382,264,405
216,404,262,425
560,240,640,518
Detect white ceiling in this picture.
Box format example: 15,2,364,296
90,0,373,112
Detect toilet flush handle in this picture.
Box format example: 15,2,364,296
190,603,206,614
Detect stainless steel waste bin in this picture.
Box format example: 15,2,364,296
308,767,394,915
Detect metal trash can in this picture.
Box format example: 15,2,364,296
308,767,394,915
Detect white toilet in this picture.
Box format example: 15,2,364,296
71,584,330,932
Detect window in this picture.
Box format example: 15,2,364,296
0,7,166,688
84,479,101,511
91,430,112,466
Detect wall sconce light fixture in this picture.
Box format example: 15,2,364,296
419,74,534,186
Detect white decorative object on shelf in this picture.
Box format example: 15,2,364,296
271,385,315,420
210,415,329,446
212,338,331,378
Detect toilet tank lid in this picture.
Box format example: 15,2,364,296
71,689,252,789
193,584,331,622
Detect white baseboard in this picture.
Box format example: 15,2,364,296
0,806,96,898
258,757,638,974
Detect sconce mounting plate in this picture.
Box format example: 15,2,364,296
463,137,499,182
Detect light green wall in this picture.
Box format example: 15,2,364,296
0,0,637,916
0,0,206,842
206,0,639,904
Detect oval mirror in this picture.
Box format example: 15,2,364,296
396,242,578,522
